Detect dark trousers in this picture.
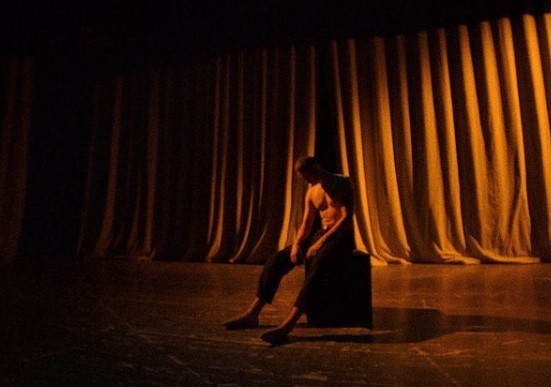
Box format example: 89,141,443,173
256,228,355,314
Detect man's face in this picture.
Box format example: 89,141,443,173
296,167,321,184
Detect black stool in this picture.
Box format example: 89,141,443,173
306,250,372,328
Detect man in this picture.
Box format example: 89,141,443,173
223,156,356,344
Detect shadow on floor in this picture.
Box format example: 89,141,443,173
291,307,551,345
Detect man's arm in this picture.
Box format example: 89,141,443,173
290,189,316,263
304,204,350,259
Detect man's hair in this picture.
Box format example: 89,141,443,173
294,156,319,172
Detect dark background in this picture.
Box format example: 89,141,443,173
4,0,548,73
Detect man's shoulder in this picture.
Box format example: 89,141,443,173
306,183,321,196
334,174,352,185
334,174,354,196
334,173,350,180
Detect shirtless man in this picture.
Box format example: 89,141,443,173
223,156,355,344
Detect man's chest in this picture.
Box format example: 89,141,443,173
310,187,333,210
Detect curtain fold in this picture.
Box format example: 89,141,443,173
0,57,32,266
331,12,550,263
77,11,551,265
78,46,316,263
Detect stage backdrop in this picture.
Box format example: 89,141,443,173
332,14,551,263
76,47,317,263
1,11,550,266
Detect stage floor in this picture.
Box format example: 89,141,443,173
1,260,551,386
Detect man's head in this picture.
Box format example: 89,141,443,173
294,156,323,184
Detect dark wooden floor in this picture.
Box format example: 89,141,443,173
1,260,551,386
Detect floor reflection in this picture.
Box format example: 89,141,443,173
293,307,551,344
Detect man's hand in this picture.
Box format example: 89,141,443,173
306,239,324,258
290,244,303,265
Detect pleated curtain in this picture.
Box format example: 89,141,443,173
77,46,317,263
332,13,551,263
2,11,551,266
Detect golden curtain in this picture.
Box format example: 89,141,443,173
77,46,317,263
72,11,551,265
332,13,551,264
3,13,551,267
0,57,32,266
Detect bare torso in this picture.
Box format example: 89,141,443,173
308,175,354,230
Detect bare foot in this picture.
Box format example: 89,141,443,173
260,326,291,345
222,314,259,330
